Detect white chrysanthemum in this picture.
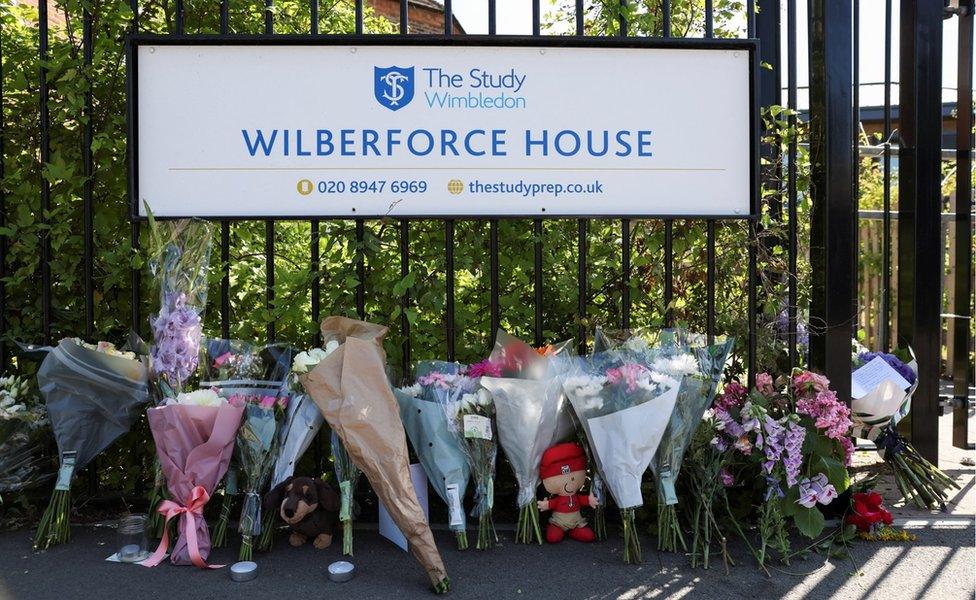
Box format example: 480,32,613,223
651,354,700,377
563,375,607,401
398,383,423,398
580,395,605,411
476,388,493,407
174,389,225,407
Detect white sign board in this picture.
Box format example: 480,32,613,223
133,42,754,218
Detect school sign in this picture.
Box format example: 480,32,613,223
129,37,757,218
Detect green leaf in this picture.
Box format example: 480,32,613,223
793,506,826,539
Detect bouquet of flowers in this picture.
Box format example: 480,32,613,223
258,341,339,551
198,339,292,548
396,361,472,549
303,316,449,592
145,211,213,532
0,374,51,500
143,389,243,568
477,330,577,544
563,353,681,564
331,429,361,556
648,334,734,552
712,370,853,569
233,393,288,561
33,339,149,549
439,372,497,550
481,374,567,545
851,345,957,509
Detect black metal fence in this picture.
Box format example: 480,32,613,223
0,0,972,484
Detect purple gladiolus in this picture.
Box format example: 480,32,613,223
150,292,203,391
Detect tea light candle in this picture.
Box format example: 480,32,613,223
328,561,355,583
230,561,258,582
118,544,143,563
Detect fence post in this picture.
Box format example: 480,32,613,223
952,0,973,450
897,0,943,463
808,0,855,403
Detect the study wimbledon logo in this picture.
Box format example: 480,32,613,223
374,66,415,111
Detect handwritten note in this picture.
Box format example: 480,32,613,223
851,356,912,399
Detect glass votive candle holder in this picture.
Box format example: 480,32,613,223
117,514,149,563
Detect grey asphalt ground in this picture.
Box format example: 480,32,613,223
0,517,973,600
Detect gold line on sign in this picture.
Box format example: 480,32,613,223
169,167,726,172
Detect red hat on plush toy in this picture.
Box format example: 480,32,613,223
540,442,587,479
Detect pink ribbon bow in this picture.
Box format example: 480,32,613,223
142,485,221,569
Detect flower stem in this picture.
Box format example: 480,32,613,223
342,519,353,556
256,509,276,552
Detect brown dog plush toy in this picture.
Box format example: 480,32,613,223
263,476,340,549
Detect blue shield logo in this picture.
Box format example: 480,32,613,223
374,66,414,111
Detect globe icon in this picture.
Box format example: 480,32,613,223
447,179,464,195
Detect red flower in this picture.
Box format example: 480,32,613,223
845,491,893,532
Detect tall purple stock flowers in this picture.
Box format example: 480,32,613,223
150,292,203,390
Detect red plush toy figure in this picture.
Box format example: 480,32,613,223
537,442,599,543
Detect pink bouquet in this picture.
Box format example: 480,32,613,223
143,391,243,568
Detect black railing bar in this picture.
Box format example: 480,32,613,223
853,0,860,328
788,0,798,368
705,0,714,38
176,0,184,34
39,0,52,344
747,0,755,37
663,0,671,37
221,221,230,339
747,220,758,386
664,219,674,327
621,219,631,329
399,219,410,376
310,220,320,346
706,221,716,344
577,219,587,354
575,0,584,36
83,6,94,338
265,1,275,342
400,0,408,34
444,0,452,35
355,0,363,34
217,0,230,338
0,21,6,367
445,219,455,361
882,0,892,352
490,220,500,341
533,219,543,347
618,0,626,36
129,0,140,335
310,0,319,340
489,0,496,35
533,0,541,35
355,220,365,319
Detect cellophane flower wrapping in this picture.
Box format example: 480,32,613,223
438,372,497,551
481,374,567,545
0,375,52,498
144,399,243,567
563,351,681,563
480,330,578,544
145,215,212,536
235,398,286,560
646,332,735,551
331,429,361,556
146,215,213,400
33,339,149,549
396,360,472,549
199,339,293,549
850,345,957,509
302,316,448,592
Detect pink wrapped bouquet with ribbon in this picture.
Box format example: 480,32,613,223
143,389,243,568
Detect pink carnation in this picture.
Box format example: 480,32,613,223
606,363,649,392
259,395,277,409
467,359,502,378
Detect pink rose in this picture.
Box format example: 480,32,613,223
213,351,234,368
259,395,277,409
